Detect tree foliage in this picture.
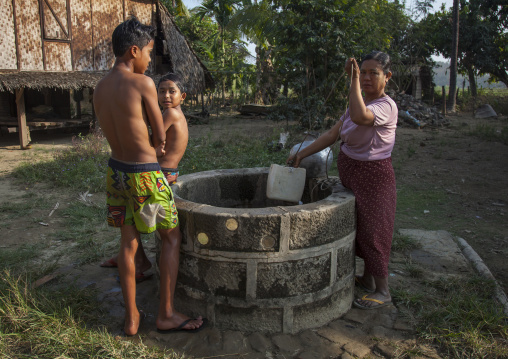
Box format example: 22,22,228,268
424,0,508,93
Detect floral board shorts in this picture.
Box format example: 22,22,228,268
106,158,179,233
161,167,179,185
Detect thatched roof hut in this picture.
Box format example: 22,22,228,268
0,0,213,148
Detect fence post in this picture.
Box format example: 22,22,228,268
441,86,446,115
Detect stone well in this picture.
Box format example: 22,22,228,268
156,167,356,334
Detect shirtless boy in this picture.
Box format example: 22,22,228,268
157,72,188,184
93,17,203,336
99,73,189,282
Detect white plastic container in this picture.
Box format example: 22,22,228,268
266,164,306,202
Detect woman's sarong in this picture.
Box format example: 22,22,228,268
337,150,396,277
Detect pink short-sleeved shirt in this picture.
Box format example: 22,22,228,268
339,95,398,161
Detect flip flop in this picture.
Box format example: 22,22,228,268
354,276,375,293
115,272,154,284
157,317,208,334
100,257,118,268
353,294,391,310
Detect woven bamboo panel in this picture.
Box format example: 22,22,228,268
0,0,18,70
71,0,93,70
125,0,154,26
14,0,44,70
44,42,72,71
43,0,69,40
92,0,123,70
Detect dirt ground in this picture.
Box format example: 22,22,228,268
0,111,507,357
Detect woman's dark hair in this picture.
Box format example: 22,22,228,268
112,17,155,57
158,72,186,93
361,51,391,74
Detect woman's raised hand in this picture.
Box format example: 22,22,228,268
345,57,360,79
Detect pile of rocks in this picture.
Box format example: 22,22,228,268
391,93,450,128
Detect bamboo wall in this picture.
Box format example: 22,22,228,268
1,0,155,72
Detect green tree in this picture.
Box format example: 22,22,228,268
265,0,402,127
425,0,508,96
196,0,244,105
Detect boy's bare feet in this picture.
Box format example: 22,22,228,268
156,312,205,332
124,310,145,336
100,255,153,274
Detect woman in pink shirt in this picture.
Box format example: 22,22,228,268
288,51,397,310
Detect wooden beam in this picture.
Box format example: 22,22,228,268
15,88,30,149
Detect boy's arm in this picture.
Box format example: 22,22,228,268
140,76,166,154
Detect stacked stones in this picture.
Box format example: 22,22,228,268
391,93,450,128
159,168,357,334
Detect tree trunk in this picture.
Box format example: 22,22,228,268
255,45,262,104
467,66,477,97
448,0,459,112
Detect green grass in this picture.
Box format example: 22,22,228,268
0,245,41,273
401,276,508,358
466,124,508,145
396,184,451,229
392,233,421,253
0,272,182,358
12,131,110,192
179,130,289,174
54,203,117,264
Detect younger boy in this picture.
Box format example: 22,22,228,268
93,17,203,336
157,72,188,184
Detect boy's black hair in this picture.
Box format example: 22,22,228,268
112,17,155,57
361,51,391,74
157,72,186,94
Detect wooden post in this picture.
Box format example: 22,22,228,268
15,88,30,149
441,86,446,116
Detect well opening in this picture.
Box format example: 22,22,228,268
157,167,356,334
173,168,332,208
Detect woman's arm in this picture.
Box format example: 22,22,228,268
287,119,342,167
345,58,375,127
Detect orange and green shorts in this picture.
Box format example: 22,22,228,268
106,158,178,233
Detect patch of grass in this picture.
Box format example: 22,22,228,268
0,195,53,221
396,276,508,358
55,202,116,264
392,287,425,309
0,272,182,358
467,124,508,145
392,233,421,252
179,131,289,174
12,130,110,191
0,244,40,272
403,259,424,279
406,144,416,158
396,185,451,229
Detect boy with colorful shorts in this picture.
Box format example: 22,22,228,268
93,17,204,336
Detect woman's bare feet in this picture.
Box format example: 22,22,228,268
353,292,392,309
355,275,376,293
156,312,204,332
